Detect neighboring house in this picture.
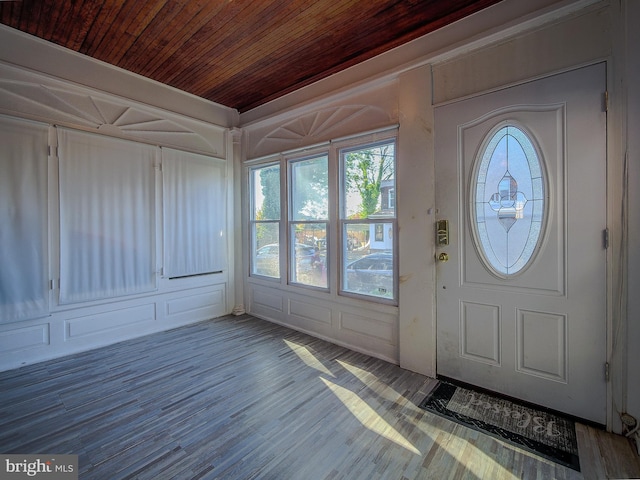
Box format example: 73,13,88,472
369,180,395,252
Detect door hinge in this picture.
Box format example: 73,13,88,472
603,228,609,249
604,91,609,112
605,362,610,382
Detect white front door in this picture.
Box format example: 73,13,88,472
435,63,607,424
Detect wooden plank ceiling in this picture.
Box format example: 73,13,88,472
0,0,502,113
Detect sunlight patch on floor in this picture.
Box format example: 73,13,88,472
283,339,335,377
321,377,421,455
337,359,421,412
418,418,535,479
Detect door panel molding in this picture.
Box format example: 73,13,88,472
436,63,607,423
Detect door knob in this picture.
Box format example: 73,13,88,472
438,252,449,262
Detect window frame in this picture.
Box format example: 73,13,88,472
249,161,282,280
246,129,399,306
337,137,398,304
287,152,329,290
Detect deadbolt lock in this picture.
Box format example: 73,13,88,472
436,219,449,246
438,252,449,262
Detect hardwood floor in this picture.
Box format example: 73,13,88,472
1,314,639,479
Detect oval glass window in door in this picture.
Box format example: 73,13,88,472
472,124,546,276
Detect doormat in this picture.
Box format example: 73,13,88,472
418,381,580,471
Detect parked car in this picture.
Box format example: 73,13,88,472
254,243,322,277
254,243,280,277
293,243,321,270
345,252,393,297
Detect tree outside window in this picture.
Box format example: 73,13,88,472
341,140,396,301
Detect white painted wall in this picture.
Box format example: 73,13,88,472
0,26,237,371
397,65,437,377
1,0,636,434
240,0,638,433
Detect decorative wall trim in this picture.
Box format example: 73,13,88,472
248,283,398,365
0,62,227,157
0,323,50,355
247,103,394,159
65,304,156,340
0,284,227,372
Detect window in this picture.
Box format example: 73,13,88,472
472,124,546,276
163,148,227,278
0,116,49,322
250,163,281,278
248,132,397,304
289,155,328,288
387,188,395,209
340,140,396,301
58,128,156,304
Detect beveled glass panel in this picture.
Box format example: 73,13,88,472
472,125,546,276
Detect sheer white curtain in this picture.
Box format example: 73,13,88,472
162,148,227,278
58,128,157,304
0,116,49,323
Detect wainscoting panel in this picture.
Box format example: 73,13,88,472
65,303,156,340
164,286,226,323
248,282,398,364
251,286,285,314
339,312,395,343
0,323,50,354
288,299,332,326
0,282,229,372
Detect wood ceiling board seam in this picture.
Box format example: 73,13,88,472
62,1,104,52
195,1,454,107
0,1,16,26
18,0,34,33
181,0,355,95
44,0,67,43
160,0,303,87
55,1,83,48
80,0,129,57
104,0,171,65
35,0,55,39
148,0,263,84
120,0,191,70
140,0,228,77
231,0,504,111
